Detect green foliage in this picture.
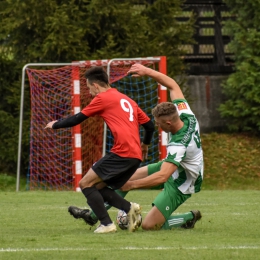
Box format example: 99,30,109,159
0,0,194,67
201,133,260,190
0,58,30,173
142,0,195,78
0,0,194,175
0,173,26,191
220,1,260,132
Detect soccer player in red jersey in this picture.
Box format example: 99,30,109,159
45,66,154,233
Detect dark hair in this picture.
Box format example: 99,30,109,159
84,66,109,87
152,102,177,118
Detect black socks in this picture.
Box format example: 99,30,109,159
99,187,131,213
81,187,112,226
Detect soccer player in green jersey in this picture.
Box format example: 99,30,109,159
70,63,203,231
116,63,203,230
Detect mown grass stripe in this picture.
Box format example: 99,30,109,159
1,246,260,252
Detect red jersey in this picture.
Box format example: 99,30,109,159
81,88,150,160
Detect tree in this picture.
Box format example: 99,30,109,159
0,0,194,175
0,58,30,174
219,0,260,132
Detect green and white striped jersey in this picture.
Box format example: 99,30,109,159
164,99,203,194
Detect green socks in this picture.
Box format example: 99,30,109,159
90,190,128,221
161,212,193,230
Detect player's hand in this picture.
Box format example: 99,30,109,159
141,142,149,161
120,181,134,191
127,64,148,77
44,120,58,129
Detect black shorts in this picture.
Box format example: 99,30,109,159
92,152,141,190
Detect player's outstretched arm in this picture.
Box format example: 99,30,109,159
44,112,88,129
121,162,177,191
127,63,185,101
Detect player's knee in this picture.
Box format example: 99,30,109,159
79,179,84,189
79,178,89,189
79,176,96,189
141,220,154,230
142,217,163,230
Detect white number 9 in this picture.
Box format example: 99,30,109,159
120,99,134,121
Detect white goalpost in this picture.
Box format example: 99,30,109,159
16,57,168,191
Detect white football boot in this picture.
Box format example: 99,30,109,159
127,202,142,232
94,222,117,234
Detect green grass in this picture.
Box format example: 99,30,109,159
0,133,260,259
0,190,259,260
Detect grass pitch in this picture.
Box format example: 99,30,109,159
0,190,259,260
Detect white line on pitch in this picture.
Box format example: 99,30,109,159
1,246,260,253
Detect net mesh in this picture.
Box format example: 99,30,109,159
27,59,161,190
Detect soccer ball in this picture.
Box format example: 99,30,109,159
116,210,129,230
116,210,142,230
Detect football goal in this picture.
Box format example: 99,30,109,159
16,57,168,191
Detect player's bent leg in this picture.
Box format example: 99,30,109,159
142,206,166,230
89,190,128,221
79,168,103,189
69,182,130,226
68,190,129,226
80,168,114,228
181,210,202,229
161,211,193,230
68,168,133,228
99,187,132,213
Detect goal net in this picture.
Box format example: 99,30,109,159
21,57,167,191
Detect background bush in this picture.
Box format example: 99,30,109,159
220,0,260,133
0,0,194,175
